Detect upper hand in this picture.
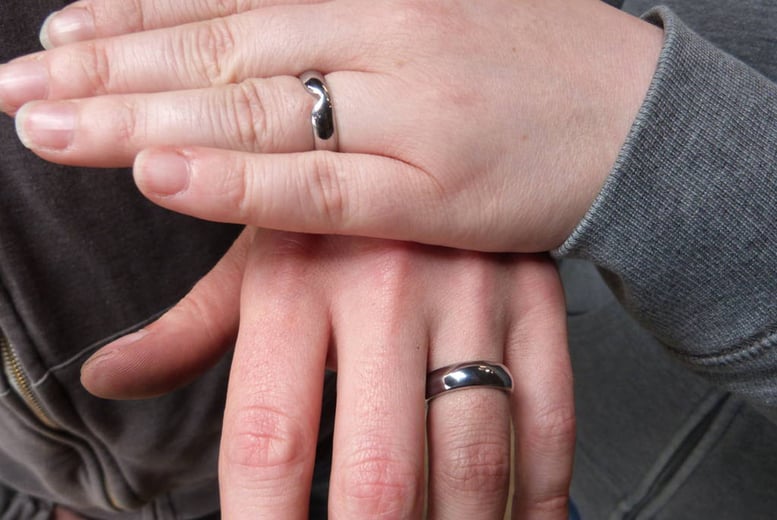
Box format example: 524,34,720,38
82,230,575,519
0,0,662,252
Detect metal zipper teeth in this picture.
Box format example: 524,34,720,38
0,334,128,511
0,333,60,429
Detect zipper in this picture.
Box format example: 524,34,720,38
618,393,732,520
1,332,60,429
0,332,130,510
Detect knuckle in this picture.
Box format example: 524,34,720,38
450,250,503,306
528,493,571,516
354,245,420,326
526,403,577,456
383,0,462,47
212,0,260,16
223,404,312,480
357,241,417,286
218,0,258,16
192,18,238,84
214,0,239,17
236,0,257,14
81,41,114,94
127,0,148,30
79,0,144,32
304,154,347,229
393,0,450,26
228,80,275,151
224,155,259,220
113,100,140,145
338,447,421,517
436,432,511,496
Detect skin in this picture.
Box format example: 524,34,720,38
79,228,574,520
0,0,663,517
1,0,663,251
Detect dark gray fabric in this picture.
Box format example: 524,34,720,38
0,486,51,520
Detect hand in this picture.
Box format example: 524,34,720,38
52,506,86,520
6,2,577,516
83,230,575,519
0,0,662,252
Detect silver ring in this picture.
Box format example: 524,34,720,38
426,361,513,401
299,70,338,152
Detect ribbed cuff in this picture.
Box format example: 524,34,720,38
554,8,777,372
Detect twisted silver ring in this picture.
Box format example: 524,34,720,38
299,70,338,152
426,361,513,401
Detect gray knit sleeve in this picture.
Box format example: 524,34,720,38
555,7,777,406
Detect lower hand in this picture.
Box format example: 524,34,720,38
83,230,575,518
53,506,86,520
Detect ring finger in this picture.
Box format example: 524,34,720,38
13,72,396,166
425,252,513,519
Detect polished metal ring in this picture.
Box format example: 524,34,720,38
299,70,338,152
426,361,513,401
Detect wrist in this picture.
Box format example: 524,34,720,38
556,3,664,246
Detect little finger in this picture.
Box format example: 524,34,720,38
506,257,575,520
132,147,467,250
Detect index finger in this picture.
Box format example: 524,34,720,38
219,234,329,518
40,0,325,48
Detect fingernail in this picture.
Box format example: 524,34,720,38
40,8,95,50
0,62,49,113
82,330,148,372
136,150,191,196
15,102,77,150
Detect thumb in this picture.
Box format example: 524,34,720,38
80,228,253,399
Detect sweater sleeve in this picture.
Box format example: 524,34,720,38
554,7,777,406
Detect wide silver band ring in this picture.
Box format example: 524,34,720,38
426,361,514,401
299,70,338,152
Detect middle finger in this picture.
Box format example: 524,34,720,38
0,2,375,113
328,241,428,517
